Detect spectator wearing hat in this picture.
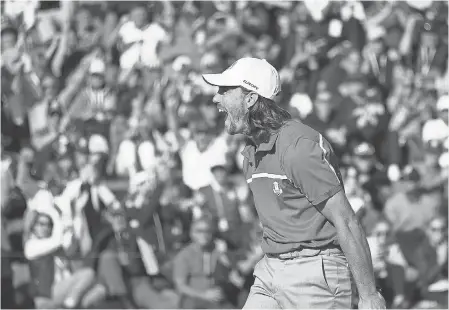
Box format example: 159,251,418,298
65,58,117,138
416,95,449,190
72,136,89,175
123,170,167,269
349,142,390,210
422,94,449,149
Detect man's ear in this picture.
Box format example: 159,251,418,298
245,92,259,109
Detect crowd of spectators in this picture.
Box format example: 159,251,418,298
1,1,448,309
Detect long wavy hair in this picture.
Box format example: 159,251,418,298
243,89,292,144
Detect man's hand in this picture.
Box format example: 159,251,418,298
316,191,383,309
358,291,386,310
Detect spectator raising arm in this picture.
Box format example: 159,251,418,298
24,208,64,260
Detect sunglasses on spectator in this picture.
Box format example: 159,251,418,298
193,227,212,234
374,230,389,237
429,225,445,233
35,219,52,227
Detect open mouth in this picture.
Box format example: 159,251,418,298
217,106,227,114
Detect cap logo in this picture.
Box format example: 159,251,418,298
243,80,259,90
273,181,283,196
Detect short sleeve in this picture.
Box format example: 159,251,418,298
282,136,343,205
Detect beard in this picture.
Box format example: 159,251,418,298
225,113,250,135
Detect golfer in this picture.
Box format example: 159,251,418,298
202,58,386,309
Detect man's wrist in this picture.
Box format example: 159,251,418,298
358,288,381,300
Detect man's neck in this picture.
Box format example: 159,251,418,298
249,131,271,148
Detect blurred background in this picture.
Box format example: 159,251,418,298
1,0,448,309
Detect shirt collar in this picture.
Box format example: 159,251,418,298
256,131,280,152
240,131,281,160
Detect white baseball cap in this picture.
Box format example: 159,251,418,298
202,57,281,100
88,134,109,154
89,59,106,75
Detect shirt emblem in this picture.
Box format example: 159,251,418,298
273,181,283,196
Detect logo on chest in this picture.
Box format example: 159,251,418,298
272,181,283,196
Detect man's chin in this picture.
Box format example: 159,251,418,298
225,121,245,135
225,125,239,135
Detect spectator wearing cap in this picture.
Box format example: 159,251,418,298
123,170,167,269
88,134,110,158
173,216,233,309
349,142,390,210
72,136,89,175
422,94,449,149
384,166,443,233
66,58,117,138
199,158,244,249
416,95,449,189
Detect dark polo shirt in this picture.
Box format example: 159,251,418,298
242,120,344,254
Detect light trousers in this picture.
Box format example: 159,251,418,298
243,247,352,309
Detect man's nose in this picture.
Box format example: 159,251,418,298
212,94,220,104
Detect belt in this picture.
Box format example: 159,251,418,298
266,245,342,260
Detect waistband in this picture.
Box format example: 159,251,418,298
266,245,343,260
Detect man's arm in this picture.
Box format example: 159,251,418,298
316,190,378,299
282,135,385,308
